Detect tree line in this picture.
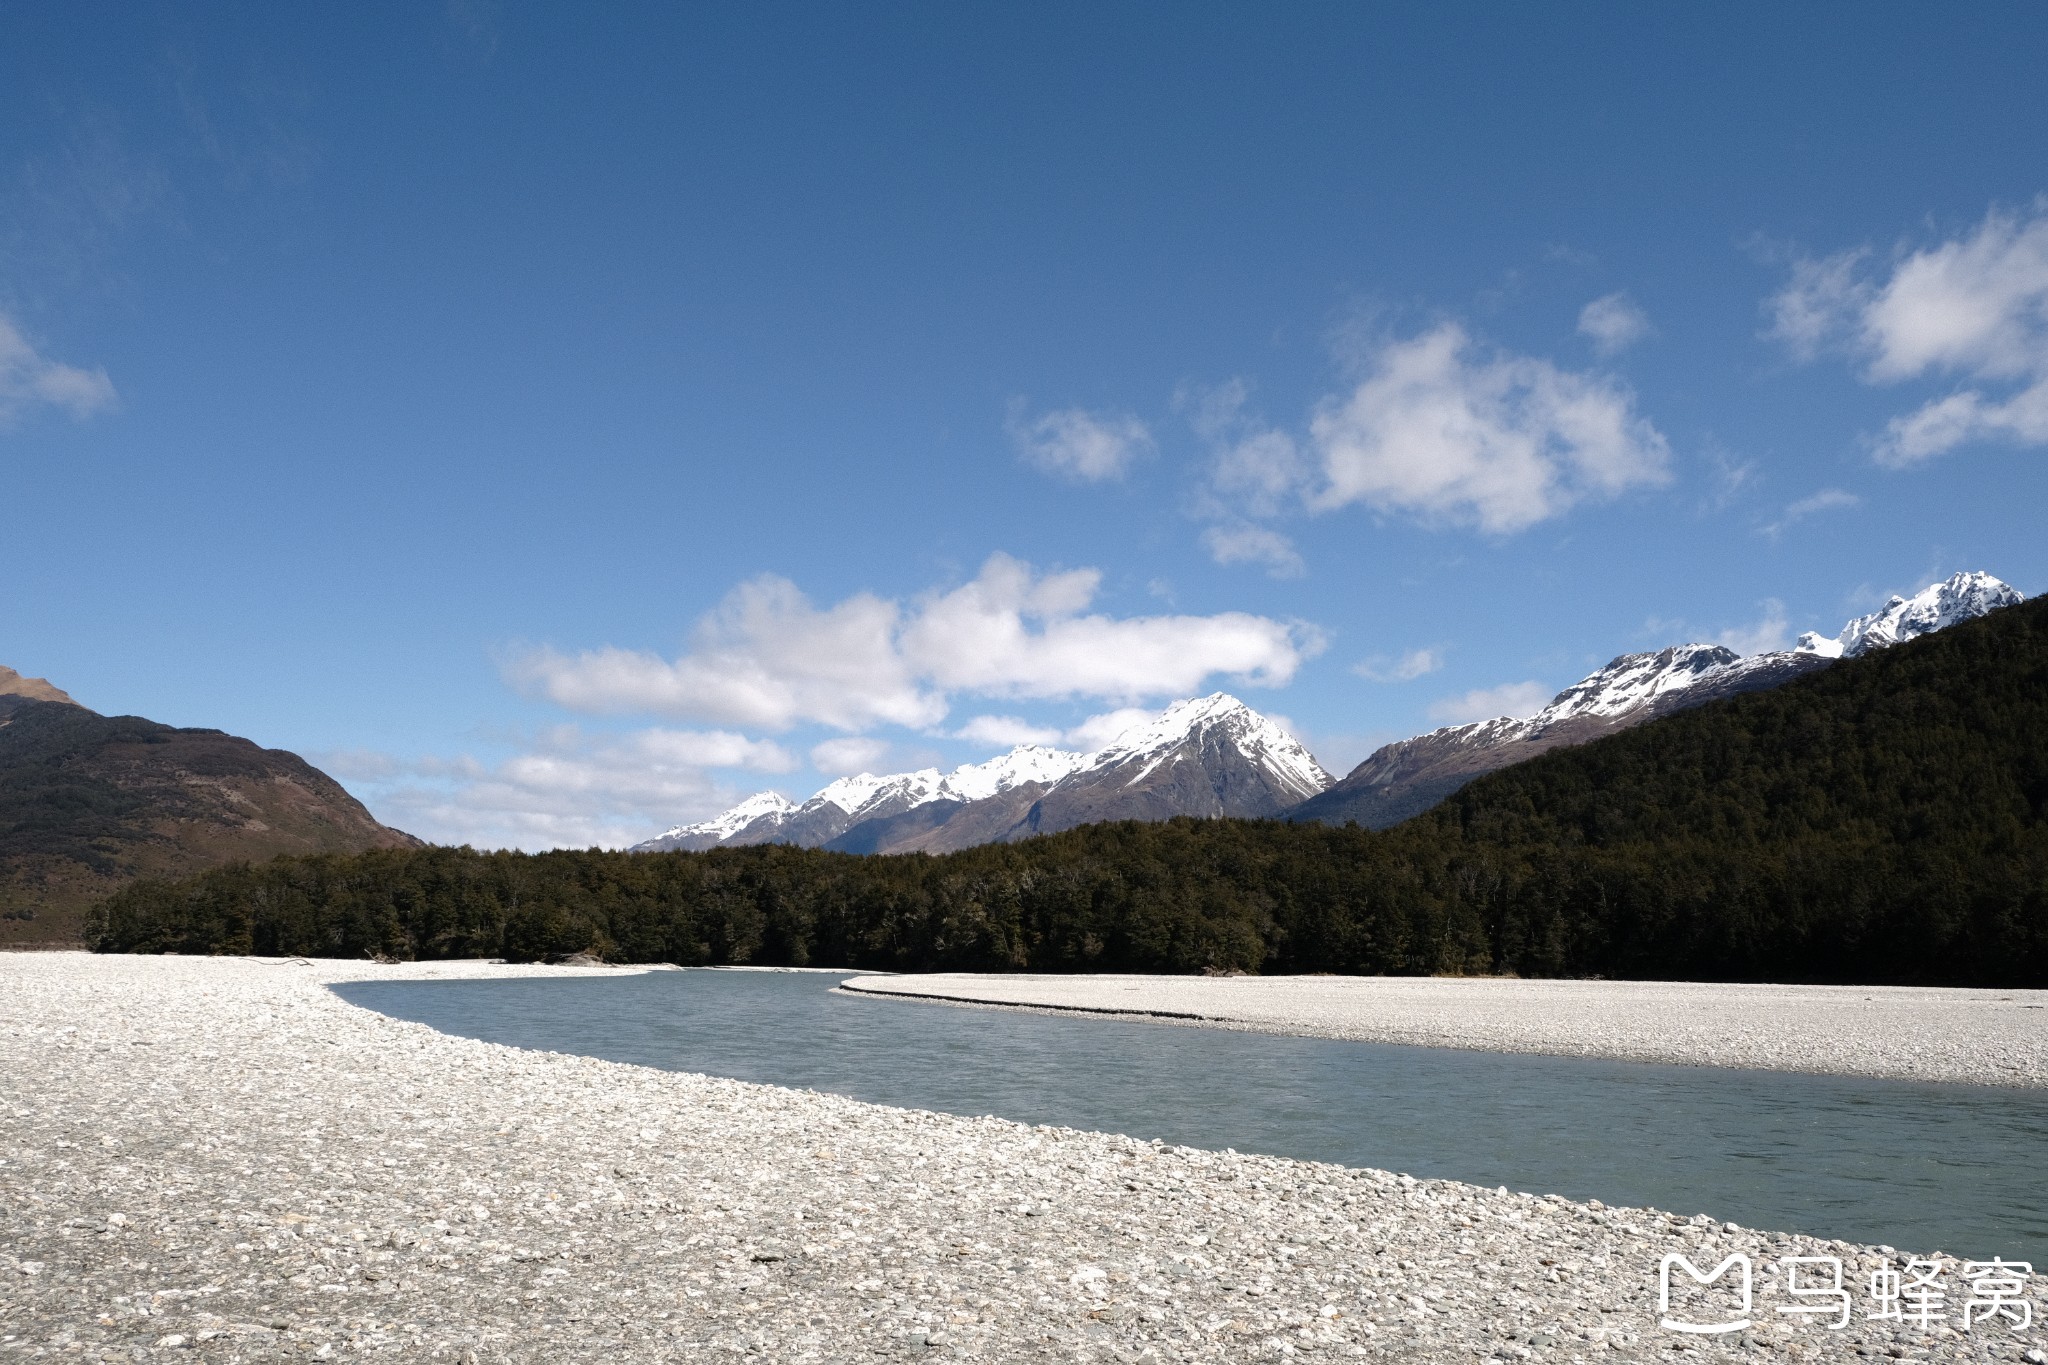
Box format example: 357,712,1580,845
90,596,2048,986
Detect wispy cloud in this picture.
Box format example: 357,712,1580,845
510,553,1323,731
1698,444,1761,515
1352,647,1445,683
1577,292,1653,355
1426,680,1552,725
1062,707,1159,752
1713,599,1792,656
1758,487,1860,539
330,726,797,852
1765,199,2048,465
1200,523,1305,578
446,0,503,61
0,313,116,423
809,736,890,776
951,714,1067,747
1008,403,1153,482
953,707,1158,753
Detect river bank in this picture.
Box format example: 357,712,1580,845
839,972,2048,1089
3,954,2039,1362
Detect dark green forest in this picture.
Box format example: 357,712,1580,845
90,596,2048,986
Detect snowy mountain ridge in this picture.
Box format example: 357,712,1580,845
1083,693,1330,800
1423,571,2023,753
1794,570,2022,659
647,789,795,846
632,695,1320,853
1292,570,2026,832
641,571,2024,853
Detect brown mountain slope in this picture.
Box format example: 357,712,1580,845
0,666,76,705
0,689,418,946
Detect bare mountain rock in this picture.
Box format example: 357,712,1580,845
0,666,75,706
0,680,419,947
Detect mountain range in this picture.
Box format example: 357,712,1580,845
101,588,2048,987
1300,569,2024,830
0,677,419,946
644,570,2025,853
636,693,1330,855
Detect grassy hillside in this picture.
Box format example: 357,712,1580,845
1,696,419,946
89,595,2048,985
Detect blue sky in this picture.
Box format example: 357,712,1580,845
5,2,2046,848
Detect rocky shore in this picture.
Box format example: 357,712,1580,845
3,954,2041,1362
839,973,2048,1089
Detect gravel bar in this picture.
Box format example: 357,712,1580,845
4,954,2043,1363
838,974,2048,1090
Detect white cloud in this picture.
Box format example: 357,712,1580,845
1196,385,1307,519
1212,429,1306,517
809,736,891,776
1307,323,1671,533
335,726,796,852
1200,523,1305,578
960,706,1198,755
1577,292,1652,355
1700,445,1761,514
1766,201,2048,465
1008,404,1153,482
1184,378,1317,574
1063,707,1156,752
1758,487,1860,539
0,313,117,423
1877,386,2048,465
1190,344,1671,570
510,574,941,732
1426,680,1552,725
1713,599,1792,656
1352,647,1444,683
1765,249,1873,361
952,714,1067,747
513,554,1322,729
896,553,1322,703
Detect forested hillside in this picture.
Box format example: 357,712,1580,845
90,595,2048,986
0,693,419,947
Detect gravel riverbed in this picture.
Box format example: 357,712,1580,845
838,974,2048,1090
3,953,2042,1363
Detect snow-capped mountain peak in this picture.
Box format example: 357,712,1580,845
1535,644,1744,725
1086,693,1252,764
1411,643,1761,752
648,789,796,844
1084,692,1331,800
635,693,1328,853
805,744,1089,823
938,744,1086,802
811,771,900,816
1795,571,2024,660
1422,572,2025,751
